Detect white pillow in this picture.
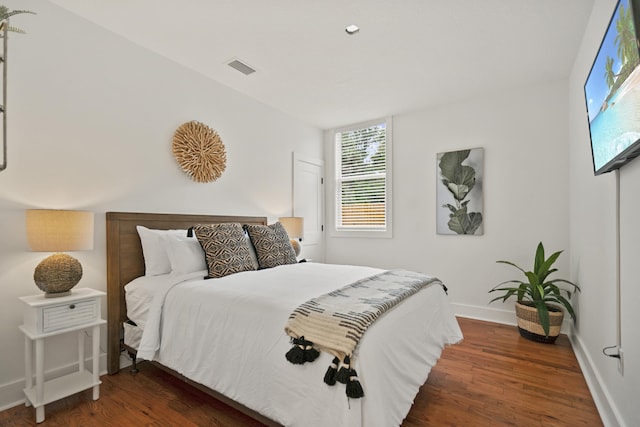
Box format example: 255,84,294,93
136,226,186,276
165,233,207,276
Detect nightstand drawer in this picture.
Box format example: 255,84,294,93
20,289,105,336
42,299,98,333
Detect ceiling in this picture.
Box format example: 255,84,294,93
49,0,595,129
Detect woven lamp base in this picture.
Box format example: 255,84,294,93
515,301,564,344
34,253,83,297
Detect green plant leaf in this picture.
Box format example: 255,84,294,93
438,150,470,182
442,203,457,214
517,283,528,301
455,164,476,185
489,288,518,303
490,279,526,289
496,260,527,275
538,250,562,282
466,212,482,234
547,285,561,296
534,242,545,273
447,183,470,200
549,294,577,321
490,286,526,294
447,209,483,235
549,278,581,292
447,211,467,234
533,300,551,337
524,271,539,286
439,151,476,201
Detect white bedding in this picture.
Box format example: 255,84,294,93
123,322,143,349
124,270,206,329
133,262,462,427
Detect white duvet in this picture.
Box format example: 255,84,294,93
133,262,462,427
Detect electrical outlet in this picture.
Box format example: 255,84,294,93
618,348,624,375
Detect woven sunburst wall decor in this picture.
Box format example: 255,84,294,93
172,121,227,183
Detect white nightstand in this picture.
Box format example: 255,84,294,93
19,288,106,423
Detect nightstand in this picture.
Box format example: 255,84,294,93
19,288,106,423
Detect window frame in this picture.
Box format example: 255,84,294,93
332,117,393,238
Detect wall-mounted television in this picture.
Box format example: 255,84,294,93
584,0,640,175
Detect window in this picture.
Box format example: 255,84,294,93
334,117,392,237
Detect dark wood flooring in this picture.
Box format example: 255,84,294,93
0,317,602,426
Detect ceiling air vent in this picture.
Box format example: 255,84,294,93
227,59,256,76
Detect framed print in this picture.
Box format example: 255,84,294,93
436,148,484,235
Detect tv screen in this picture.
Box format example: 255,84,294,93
585,0,640,175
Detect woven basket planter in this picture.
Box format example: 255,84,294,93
515,301,564,344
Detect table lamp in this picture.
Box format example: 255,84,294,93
278,216,304,256
26,209,94,297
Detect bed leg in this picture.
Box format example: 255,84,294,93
128,351,139,374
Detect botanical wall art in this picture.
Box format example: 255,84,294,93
436,148,484,235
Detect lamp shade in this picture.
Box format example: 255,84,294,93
278,217,304,239
26,210,94,252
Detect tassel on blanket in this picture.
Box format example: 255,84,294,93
304,343,320,362
324,357,340,386
285,337,306,364
346,368,364,398
286,336,318,365
336,355,352,384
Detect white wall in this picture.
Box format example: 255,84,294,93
325,80,571,325
0,0,322,408
569,1,640,426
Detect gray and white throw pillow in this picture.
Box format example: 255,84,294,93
244,222,297,269
193,223,256,278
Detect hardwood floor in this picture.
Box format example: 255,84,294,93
0,317,602,426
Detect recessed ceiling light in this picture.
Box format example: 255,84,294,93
345,24,360,35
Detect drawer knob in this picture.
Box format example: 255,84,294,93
69,304,76,309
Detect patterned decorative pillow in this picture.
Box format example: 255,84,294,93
193,223,256,278
244,222,297,269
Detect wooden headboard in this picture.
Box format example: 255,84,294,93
106,212,268,374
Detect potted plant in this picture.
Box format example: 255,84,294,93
489,242,580,343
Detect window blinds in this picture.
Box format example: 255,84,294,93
336,122,387,229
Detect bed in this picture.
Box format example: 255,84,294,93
106,211,463,427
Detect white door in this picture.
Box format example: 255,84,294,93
293,153,324,262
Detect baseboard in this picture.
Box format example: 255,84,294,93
452,303,517,325
451,302,572,333
569,332,625,427
0,352,108,412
